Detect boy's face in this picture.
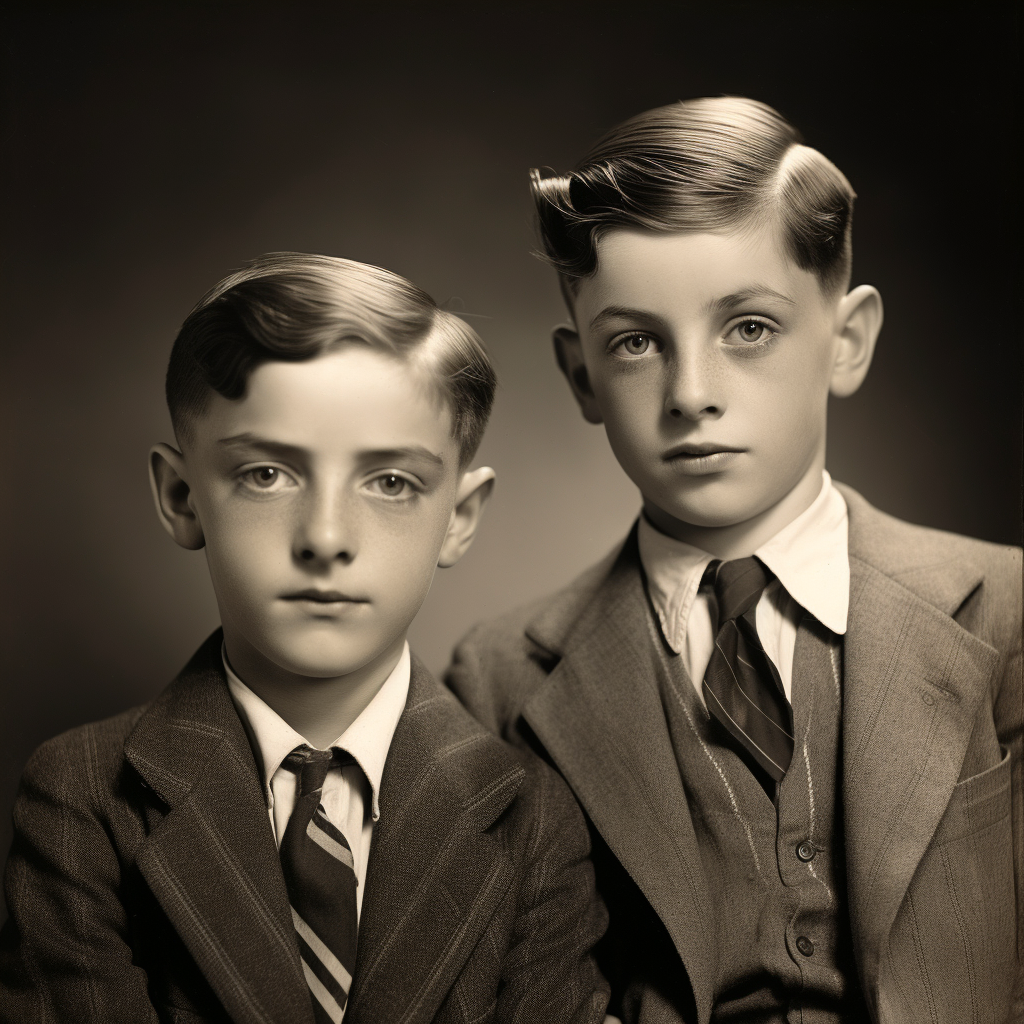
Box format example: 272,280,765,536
559,225,877,545
155,345,485,687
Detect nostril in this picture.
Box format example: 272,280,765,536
668,407,682,418
299,549,315,561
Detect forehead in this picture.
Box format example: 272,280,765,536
193,344,455,458
573,225,829,327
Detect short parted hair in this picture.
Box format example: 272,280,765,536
530,96,855,298
166,253,496,466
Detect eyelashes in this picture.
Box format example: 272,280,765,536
235,465,422,500
607,318,781,359
608,332,660,358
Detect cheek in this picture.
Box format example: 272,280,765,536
596,369,662,439
202,505,289,593
370,502,452,576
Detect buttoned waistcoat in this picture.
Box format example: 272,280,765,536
446,485,1023,1024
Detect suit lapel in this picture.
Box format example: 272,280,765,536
840,494,1000,1001
346,658,525,1024
522,529,717,1023
125,632,313,1024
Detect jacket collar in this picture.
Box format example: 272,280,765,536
519,486,999,1020
836,484,999,1011
521,525,719,1023
126,632,527,1024
125,630,312,1024
346,654,526,1024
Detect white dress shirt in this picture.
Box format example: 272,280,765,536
638,471,849,703
223,643,411,920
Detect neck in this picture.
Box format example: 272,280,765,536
224,637,405,748
644,464,825,559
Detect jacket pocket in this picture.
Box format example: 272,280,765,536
931,745,1011,846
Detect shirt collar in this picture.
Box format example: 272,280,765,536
755,472,849,636
637,471,849,653
223,643,411,822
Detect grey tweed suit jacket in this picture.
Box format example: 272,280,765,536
0,633,609,1024
445,485,1023,1024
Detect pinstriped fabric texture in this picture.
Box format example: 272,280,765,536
702,557,794,797
280,746,358,1024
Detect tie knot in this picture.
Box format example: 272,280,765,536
705,556,771,623
282,745,353,796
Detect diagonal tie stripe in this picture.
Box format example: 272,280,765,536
300,957,345,1024
281,746,359,1023
703,558,795,798
307,809,355,868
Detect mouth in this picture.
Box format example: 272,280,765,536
281,589,368,604
662,443,745,477
664,442,746,460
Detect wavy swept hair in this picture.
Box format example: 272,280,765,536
165,253,495,466
530,96,855,298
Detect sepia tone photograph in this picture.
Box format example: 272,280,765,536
1,3,1020,1022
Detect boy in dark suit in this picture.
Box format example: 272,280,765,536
0,253,610,1023
446,98,1022,1023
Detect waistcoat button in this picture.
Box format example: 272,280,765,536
796,936,815,957
797,841,815,861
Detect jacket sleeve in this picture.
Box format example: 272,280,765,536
493,757,610,1024
0,731,159,1024
993,547,1024,1019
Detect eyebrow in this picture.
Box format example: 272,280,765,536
216,433,445,467
587,305,666,333
587,287,797,333
702,286,797,316
216,434,308,460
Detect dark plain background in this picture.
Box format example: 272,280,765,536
1,2,1020,919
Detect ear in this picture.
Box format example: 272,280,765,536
829,285,883,398
553,326,602,424
437,466,496,568
149,443,205,550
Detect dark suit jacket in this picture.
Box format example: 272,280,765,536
0,632,609,1024
445,485,1023,1024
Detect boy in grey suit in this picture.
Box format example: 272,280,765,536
446,98,1022,1023
0,254,609,1023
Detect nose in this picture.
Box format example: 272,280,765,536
292,485,355,567
664,345,724,421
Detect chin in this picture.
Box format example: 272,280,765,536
661,489,759,530
672,506,752,530
257,629,374,680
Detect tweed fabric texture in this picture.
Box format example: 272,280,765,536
0,635,610,1024
659,604,868,1022
445,484,1023,1024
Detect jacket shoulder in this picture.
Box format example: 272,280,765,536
841,484,1020,592
445,542,625,740
18,703,151,807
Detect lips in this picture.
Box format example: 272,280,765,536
281,589,367,604
663,442,745,460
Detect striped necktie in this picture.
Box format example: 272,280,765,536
702,557,794,799
280,745,359,1024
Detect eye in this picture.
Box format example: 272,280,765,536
370,473,414,498
728,320,777,345
240,466,296,492
611,332,659,357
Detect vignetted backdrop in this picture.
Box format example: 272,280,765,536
2,3,1020,905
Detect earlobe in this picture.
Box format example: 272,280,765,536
553,326,603,424
149,443,205,550
437,467,496,568
830,285,884,398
